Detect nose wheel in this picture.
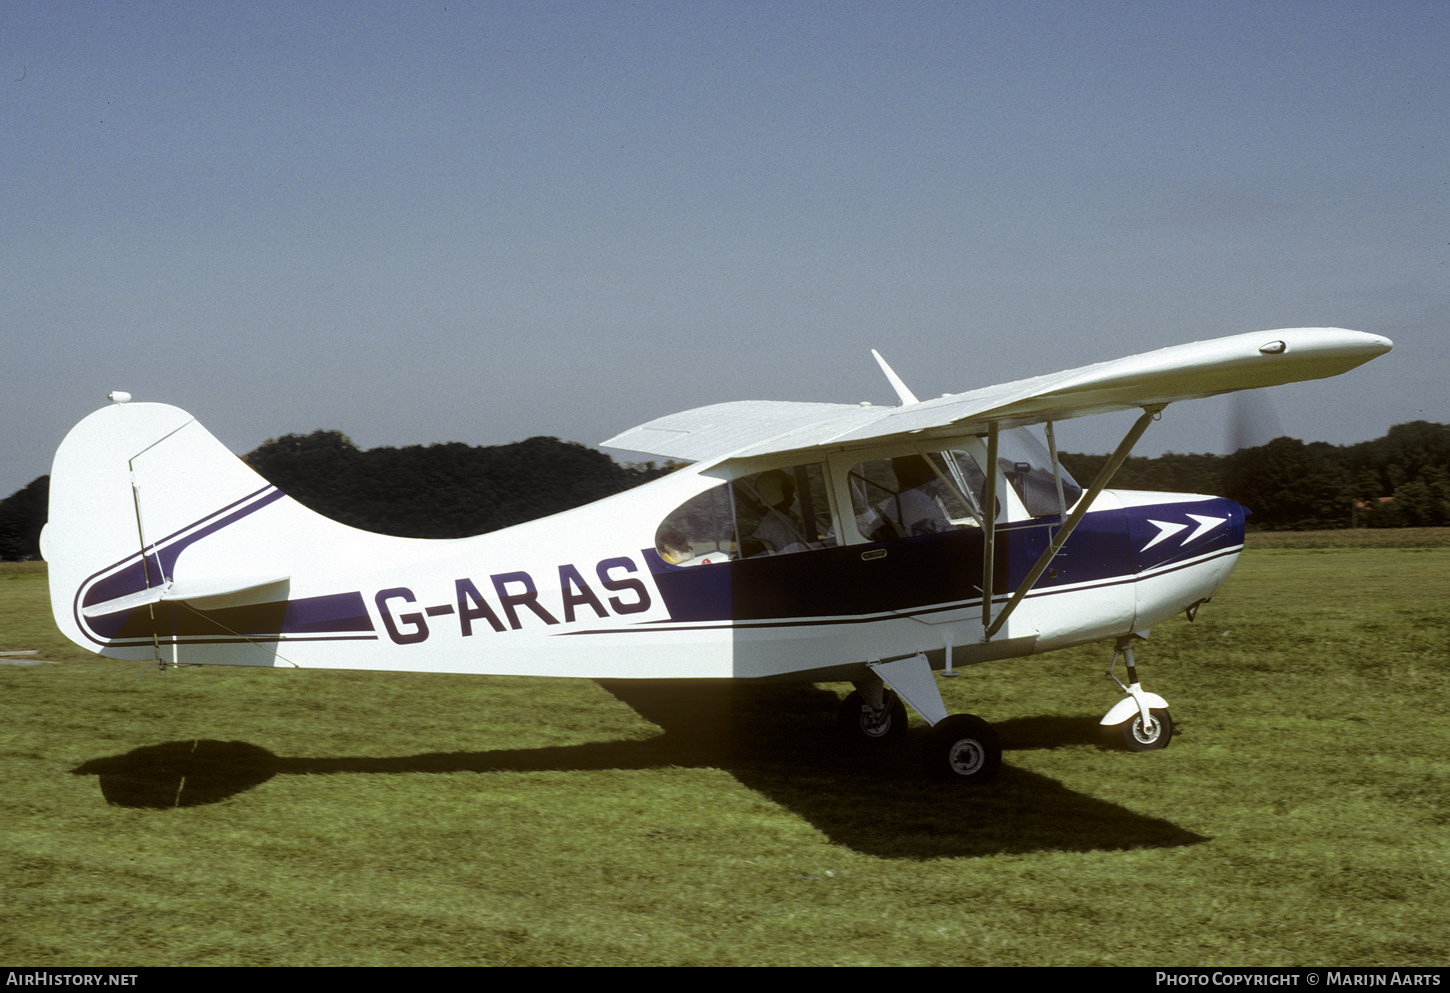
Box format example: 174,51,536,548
1117,706,1173,751
1100,636,1173,751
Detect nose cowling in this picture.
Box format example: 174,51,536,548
1121,493,1246,630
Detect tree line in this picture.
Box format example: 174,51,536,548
3,421,1447,559
239,431,674,538
1058,420,1450,530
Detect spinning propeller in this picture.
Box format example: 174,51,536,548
1225,389,1285,453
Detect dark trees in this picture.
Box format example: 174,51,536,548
0,475,48,560
242,430,670,538
1221,437,1352,530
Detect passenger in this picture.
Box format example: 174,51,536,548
750,471,810,555
658,529,693,565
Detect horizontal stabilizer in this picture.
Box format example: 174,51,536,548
80,572,291,618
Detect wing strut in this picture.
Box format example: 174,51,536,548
980,422,999,633
983,406,1161,640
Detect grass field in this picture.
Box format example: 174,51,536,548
2,535,1447,966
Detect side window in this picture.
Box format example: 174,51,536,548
654,464,838,566
655,482,737,566
849,453,982,541
733,464,837,557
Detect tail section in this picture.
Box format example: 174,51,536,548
44,400,386,663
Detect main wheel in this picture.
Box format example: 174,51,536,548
1117,707,1173,752
836,689,908,745
924,714,1001,783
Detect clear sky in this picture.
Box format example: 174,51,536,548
4,1,1446,499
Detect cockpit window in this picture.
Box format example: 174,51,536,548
655,463,838,566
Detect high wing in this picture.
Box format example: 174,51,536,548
602,327,1392,464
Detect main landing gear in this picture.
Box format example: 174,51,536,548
923,714,1002,783
838,654,1002,784
1098,635,1173,751
837,687,909,744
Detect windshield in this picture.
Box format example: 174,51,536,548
996,427,1082,518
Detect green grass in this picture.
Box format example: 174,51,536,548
2,546,1448,966
1245,527,1450,549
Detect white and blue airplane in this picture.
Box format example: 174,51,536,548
44,328,1391,782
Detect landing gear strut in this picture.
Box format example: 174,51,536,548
1100,635,1173,751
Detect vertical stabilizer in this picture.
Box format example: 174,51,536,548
43,402,293,659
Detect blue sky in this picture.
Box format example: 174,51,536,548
4,1,1446,499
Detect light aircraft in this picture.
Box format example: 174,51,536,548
44,327,1391,782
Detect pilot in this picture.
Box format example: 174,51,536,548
886,455,953,537
750,470,810,555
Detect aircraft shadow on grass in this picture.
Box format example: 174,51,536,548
71,680,1207,859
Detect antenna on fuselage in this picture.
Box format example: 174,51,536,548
871,349,920,406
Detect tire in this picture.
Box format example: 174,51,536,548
924,714,1002,783
1118,707,1173,752
836,689,908,745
